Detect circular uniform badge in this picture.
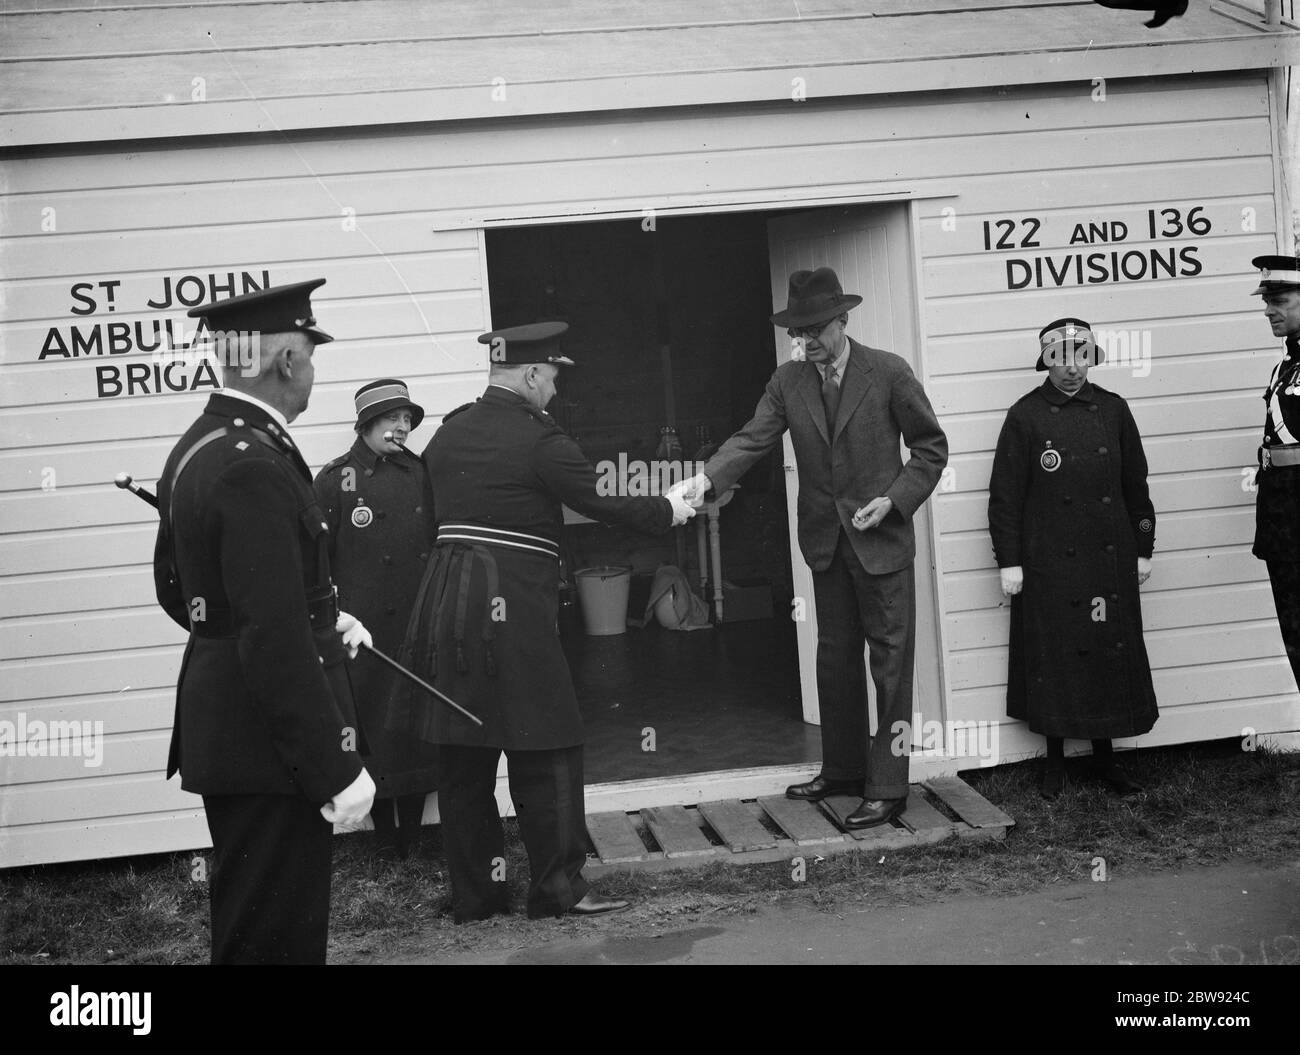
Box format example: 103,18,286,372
351,503,373,528
1039,449,1062,472
1138,518,1153,533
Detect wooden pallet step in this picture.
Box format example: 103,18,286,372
897,787,960,835
757,795,848,846
586,810,653,864
924,776,1015,830
698,799,777,853
640,805,717,858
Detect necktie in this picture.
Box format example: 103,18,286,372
822,363,841,430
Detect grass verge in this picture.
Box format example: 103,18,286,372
2,739,1297,964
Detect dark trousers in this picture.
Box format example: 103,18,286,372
202,794,333,965
810,530,916,799
439,744,590,921
1267,560,1300,689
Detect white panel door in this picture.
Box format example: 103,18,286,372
766,204,945,738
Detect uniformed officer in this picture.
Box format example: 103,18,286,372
153,279,376,963
1251,254,1300,688
390,321,697,922
315,379,439,859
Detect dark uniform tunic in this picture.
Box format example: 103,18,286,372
153,392,362,963
314,437,439,798
1254,335,1300,685
988,380,1159,739
393,386,673,749
391,385,673,920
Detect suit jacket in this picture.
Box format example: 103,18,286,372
704,338,948,574
154,393,363,802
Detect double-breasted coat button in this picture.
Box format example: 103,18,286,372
1105,544,1115,553
1064,496,1072,505
1101,496,1111,505
1098,446,1108,454
414,506,423,514
1050,406,1060,414
1066,547,1076,556
382,555,393,566
1089,405,1098,413
419,552,428,561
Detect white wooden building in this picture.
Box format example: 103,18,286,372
2,0,1298,868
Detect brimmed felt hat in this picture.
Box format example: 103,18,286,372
187,278,333,344
354,378,424,430
769,267,863,329
1036,317,1104,371
1251,254,1300,297
478,321,574,366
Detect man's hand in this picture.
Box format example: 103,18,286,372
665,473,710,509
336,611,373,660
1137,557,1152,585
1000,566,1024,597
320,767,375,828
851,496,893,531
667,491,697,527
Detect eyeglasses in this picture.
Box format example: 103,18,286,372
787,322,832,339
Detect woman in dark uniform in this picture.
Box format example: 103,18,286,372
315,379,439,857
988,319,1159,799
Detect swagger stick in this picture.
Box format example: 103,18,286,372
114,470,482,726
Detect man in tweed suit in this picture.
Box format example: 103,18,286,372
676,267,947,828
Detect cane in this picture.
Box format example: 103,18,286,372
114,470,482,726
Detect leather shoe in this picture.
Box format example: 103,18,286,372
843,797,905,829
785,775,863,801
567,892,630,917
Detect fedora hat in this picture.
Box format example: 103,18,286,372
770,267,863,329
354,378,425,431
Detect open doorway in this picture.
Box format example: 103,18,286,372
483,201,941,787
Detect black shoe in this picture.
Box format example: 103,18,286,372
567,892,630,917
785,775,863,802
843,797,905,829
1092,763,1144,795
1040,765,1067,801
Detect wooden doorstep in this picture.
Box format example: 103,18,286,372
583,778,1012,874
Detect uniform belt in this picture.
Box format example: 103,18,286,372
1260,445,1300,469
188,588,339,638
436,523,559,559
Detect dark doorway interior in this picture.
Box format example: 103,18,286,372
486,212,820,783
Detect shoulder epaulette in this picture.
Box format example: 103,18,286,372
443,401,476,423
319,452,352,475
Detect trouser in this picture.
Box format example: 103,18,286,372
202,794,333,965
1267,560,1300,690
438,744,590,921
810,531,916,800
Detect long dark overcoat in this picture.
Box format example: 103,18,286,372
391,387,674,751
988,379,1159,739
314,437,440,797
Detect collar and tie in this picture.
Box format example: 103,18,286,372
821,361,841,430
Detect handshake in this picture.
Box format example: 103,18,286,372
663,473,711,526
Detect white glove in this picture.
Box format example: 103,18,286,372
335,611,373,659
320,767,376,828
1137,557,1152,585
999,566,1024,597
665,473,710,509
667,491,697,527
